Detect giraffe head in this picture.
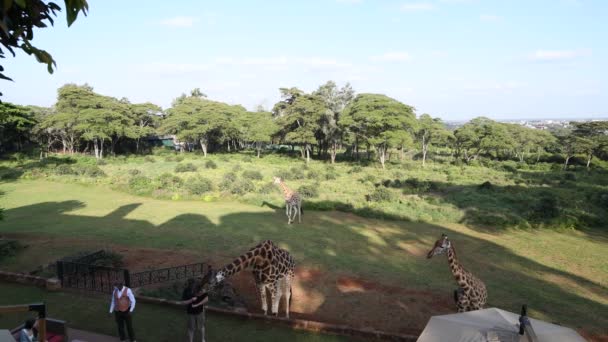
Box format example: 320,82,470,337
427,233,451,259
273,176,282,184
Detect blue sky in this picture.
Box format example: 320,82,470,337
2,0,607,120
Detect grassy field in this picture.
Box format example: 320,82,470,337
0,282,356,342
0,178,606,336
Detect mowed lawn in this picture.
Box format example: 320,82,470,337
0,180,607,335
0,282,356,342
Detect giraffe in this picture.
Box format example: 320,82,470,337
209,240,296,318
273,176,303,224
427,233,487,312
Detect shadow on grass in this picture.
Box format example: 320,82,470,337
0,199,606,337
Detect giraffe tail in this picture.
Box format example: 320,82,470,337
300,207,303,215
453,289,458,303
289,286,293,306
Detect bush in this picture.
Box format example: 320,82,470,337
276,169,291,180
185,177,213,195
55,164,75,175
90,250,124,268
529,196,560,221
360,174,376,183
128,169,141,176
564,172,577,181
0,239,26,260
298,184,319,198
324,172,337,180
74,165,106,177
231,179,255,195
242,156,253,163
402,178,432,194
232,163,242,172
257,182,276,194
175,163,197,173
129,176,153,195
349,165,363,174
306,169,320,180
290,167,305,180
205,160,218,169
157,173,183,189
144,156,155,163
367,187,394,202
96,159,107,166
242,170,263,180
220,172,238,190
478,181,494,191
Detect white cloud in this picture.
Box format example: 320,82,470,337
530,49,591,62
336,0,362,3
214,56,352,70
480,14,502,22
135,63,210,74
160,16,197,27
370,52,411,62
400,2,435,11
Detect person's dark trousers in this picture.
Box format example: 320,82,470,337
115,310,136,341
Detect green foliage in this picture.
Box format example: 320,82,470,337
367,187,394,202
175,163,197,173
220,172,238,191
144,156,156,163
232,163,242,172
156,173,183,190
185,176,213,195
298,184,319,198
128,175,153,195
275,169,291,180
324,171,337,180
73,164,105,177
128,169,141,176
55,164,75,175
529,196,560,221
230,179,255,195
205,160,218,169
257,182,276,194
289,166,305,180
242,170,263,180
0,239,26,260
306,169,320,180
88,250,124,268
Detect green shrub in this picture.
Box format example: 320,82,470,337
55,164,75,175
367,187,394,202
0,239,26,260
220,172,238,190
290,167,305,180
276,169,291,180
360,174,376,183
257,182,276,194
402,178,431,193
129,176,153,195
242,170,263,180
205,160,218,169
232,163,242,172
324,172,337,180
144,156,155,163
174,155,185,162
157,173,183,189
529,196,560,221
306,169,320,180
478,181,494,191
96,159,107,166
349,165,363,174
564,172,577,181
242,156,253,163
231,179,255,195
128,169,141,176
185,177,213,195
74,165,105,177
175,163,197,173
90,250,124,268
298,184,319,198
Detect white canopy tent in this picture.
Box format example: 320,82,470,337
417,308,586,342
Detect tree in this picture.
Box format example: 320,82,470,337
240,111,277,157
128,102,162,153
312,81,355,163
453,117,512,163
0,0,88,94
340,94,417,169
416,114,449,166
0,102,36,154
272,87,304,118
28,105,57,159
553,129,592,170
572,121,608,168
276,94,326,163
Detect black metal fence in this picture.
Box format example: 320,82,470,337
56,260,128,294
130,263,209,288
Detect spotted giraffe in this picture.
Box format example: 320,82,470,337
427,233,487,312
273,177,303,224
210,240,296,318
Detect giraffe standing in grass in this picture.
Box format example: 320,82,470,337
427,233,487,312
273,177,303,224
210,240,296,318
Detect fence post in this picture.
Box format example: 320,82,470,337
123,269,131,287
56,261,64,286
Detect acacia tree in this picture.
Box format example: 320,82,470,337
312,81,355,163
340,94,417,169
240,111,277,157
416,114,449,166
0,0,88,95
453,117,512,163
28,105,57,159
128,102,162,153
572,121,608,168
276,94,326,163
0,102,36,153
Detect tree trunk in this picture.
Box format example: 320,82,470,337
227,140,231,152
330,142,337,164
200,139,208,157
257,142,261,158
587,154,592,169
378,146,386,169
564,155,571,170
93,138,99,159
100,138,105,159
305,144,310,163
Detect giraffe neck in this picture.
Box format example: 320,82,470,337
220,247,265,278
447,246,468,287
278,182,293,199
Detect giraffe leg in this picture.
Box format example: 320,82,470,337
259,285,268,315
290,206,298,225
286,204,292,224
297,202,301,223
284,276,292,318
269,284,279,316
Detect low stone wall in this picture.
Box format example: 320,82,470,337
0,270,60,290
137,295,418,341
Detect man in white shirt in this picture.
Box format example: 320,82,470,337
109,281,137,342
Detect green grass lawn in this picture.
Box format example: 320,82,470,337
0,179,607,336
0,282,357,342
